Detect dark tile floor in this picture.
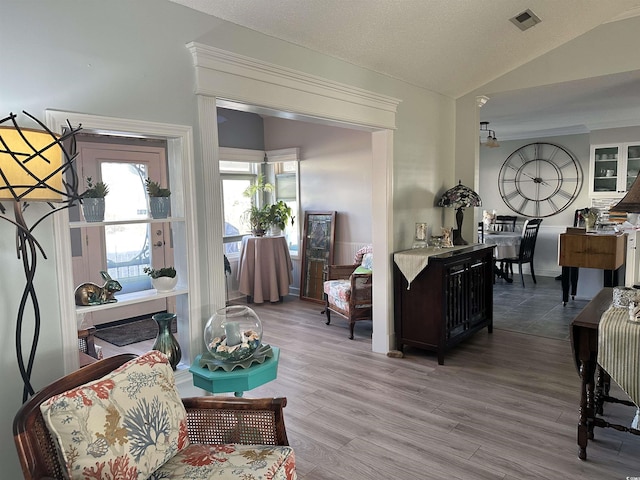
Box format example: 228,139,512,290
493,274,589,341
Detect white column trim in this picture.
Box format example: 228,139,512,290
189,45,398,352
187,42,400,130
197,96,226,317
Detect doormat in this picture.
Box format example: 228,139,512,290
95,317,177,347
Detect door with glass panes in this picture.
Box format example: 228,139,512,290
73,141,174,325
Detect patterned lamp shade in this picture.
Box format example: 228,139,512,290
437,180,483,209
437,180,482,246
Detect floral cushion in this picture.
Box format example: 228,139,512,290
40,350,189,480
324,279,351,311
150,443,297,480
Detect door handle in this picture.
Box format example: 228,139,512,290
154,241,164,247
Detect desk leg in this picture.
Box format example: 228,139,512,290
562,267,579,305
603,269,620,287
578,356,596,460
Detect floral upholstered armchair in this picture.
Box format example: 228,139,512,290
323,245,373,339
14,351,296,480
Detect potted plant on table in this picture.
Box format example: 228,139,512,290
81,177,109,222
145,177,171,219
267,200,294,235
144,265,178,292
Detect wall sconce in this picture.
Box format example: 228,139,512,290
480,121,500,148
437,180,483,245
0,111,81,401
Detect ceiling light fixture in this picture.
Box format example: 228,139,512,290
479,121,500,148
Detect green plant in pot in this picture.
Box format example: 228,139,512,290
144,265,178,292
243,174,274,236
145,177,171,218
81,177,109,222
267,200,294,233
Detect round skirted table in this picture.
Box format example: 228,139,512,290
237,236,293,303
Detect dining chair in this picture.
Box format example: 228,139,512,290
502,218,543,287
493,215,518,232
477,222,484,243
493,215,518,275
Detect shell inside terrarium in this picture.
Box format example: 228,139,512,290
204,305,263,363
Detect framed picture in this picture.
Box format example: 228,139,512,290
299,211,336,304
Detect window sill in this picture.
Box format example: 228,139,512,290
75,287,188,314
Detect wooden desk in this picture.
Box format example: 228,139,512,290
238,236,293,303
558,233,626,304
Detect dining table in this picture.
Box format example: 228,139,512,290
482,230,522,282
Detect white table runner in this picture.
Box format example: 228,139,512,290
394,246,470,288
598,306,640,407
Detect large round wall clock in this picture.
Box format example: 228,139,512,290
498,142,582,218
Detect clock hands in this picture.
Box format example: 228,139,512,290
508,164,551,187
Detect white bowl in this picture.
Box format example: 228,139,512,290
152,276,178,292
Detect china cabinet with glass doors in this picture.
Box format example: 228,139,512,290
589,142,640,197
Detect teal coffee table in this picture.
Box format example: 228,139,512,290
190,346,279,397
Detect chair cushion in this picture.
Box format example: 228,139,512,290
324,279,351,311
40,350,189,480
151,443,297,479
360,252,373,270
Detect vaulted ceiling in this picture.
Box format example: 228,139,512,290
169,0,640,137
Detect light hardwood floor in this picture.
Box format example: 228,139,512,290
95,295,640,479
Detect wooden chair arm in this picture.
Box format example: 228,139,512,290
182,397,289,446
324,264,358,280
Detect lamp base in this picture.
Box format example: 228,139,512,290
453,229,468,246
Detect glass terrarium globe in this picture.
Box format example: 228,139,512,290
204,305,263,363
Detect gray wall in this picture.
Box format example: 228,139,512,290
217,108,265,149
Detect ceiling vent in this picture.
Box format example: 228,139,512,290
510,9,541,31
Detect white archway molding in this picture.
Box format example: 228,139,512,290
189,43,400,353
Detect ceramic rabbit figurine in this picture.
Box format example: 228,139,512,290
74,271,122,306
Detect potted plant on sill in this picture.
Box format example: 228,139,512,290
81,177,109,222
145,177,171,219
144,265,178,292
243,174,274,237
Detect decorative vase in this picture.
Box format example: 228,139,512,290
151,313,181,370
149,196,171,219
151,275,178,292
82,198,105,222
203,305,263,363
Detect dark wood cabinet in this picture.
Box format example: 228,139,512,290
393,245,494,365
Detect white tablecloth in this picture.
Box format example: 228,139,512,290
483,231,521,260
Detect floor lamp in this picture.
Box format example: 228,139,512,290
437,180,483,245
0,112,81,402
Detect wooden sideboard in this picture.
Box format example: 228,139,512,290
393,245,494,365
558,232,626,304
